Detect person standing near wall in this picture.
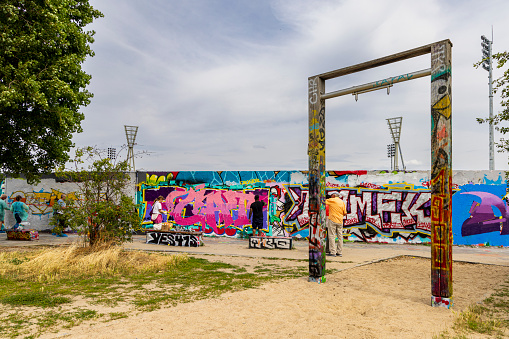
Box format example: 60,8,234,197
151,196,167,230
249,195,265,237
52,194,68,237
10,195,29,230
0,194,8,232
326,193,347,257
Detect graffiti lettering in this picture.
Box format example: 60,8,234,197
249,236,292,249
308,77,318,104
146,231,202,247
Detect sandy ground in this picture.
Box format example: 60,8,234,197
3,234,509,338
38,254,509,339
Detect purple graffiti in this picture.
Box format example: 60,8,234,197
461,192,509,236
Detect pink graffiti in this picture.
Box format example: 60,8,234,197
165,184,263,235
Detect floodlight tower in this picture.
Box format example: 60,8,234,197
107,147,116,160
124,125,138,171
386,117,406,171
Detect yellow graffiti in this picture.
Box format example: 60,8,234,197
146,173,173,186
10,190,78,215
241,179,261,185
432,94,451,119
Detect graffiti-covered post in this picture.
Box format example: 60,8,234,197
308,75,327,283
430,40,453,308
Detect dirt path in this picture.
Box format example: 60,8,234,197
40,255,509,339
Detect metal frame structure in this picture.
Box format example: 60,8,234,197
124,125,138,171
307,40,453,309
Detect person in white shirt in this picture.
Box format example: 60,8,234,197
151,196,167,230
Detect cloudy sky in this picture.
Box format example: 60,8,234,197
74,0,509,172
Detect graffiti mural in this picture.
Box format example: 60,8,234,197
461,192,509,236
138,171,276,237
453,184,509,246
9,189,77,217
136,170,509,247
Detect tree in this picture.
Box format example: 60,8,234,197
476,51,509,154
51,147,142,247
0,1,103,183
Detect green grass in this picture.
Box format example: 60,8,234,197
1,291,71,308
0,249,309,338
435,275,509,338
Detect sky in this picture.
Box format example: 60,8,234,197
74,0,509,172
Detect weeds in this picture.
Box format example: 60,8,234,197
0,245,308,338
436,275,509,338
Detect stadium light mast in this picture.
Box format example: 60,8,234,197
481,32,494,170
386,117,406,171
124,125,138,171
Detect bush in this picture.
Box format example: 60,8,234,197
50,147,142,246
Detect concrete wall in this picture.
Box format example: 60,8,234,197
137,170,509,246
6,170,509,246
4,173,137,230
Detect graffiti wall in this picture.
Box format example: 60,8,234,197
136,170,509,246
4,174,136,230
5,170,509,247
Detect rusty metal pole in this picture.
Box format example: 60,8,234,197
430,40,453,308
308,75,327,283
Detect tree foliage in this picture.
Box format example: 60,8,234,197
476,51,509,153
51,147,141,247
0,1,103,183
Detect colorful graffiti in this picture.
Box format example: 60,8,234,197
430,40,453,308
137,171,279,236
9,189,77,216
460,192,509,236
307,74,327,283
282,185,432,243
6,229,39,241
137,170,509,249
453,184,509,246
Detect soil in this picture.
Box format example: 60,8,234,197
37,254,509,339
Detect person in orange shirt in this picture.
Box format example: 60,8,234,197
325,193,347,257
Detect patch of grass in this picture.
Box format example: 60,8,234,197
105,312,129,321
0,246,309,338
437,276,509,338
1,291,71,307
454,304,501,334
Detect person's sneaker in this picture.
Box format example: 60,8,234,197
326,253,336,257
338,254,343,257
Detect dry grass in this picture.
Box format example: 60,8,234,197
0,243,188,281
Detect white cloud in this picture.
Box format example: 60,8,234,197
76,0,509,172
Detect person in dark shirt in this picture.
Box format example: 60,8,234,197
249,195,265,237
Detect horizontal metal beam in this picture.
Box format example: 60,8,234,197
321,68,431,100
315,40,452,81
